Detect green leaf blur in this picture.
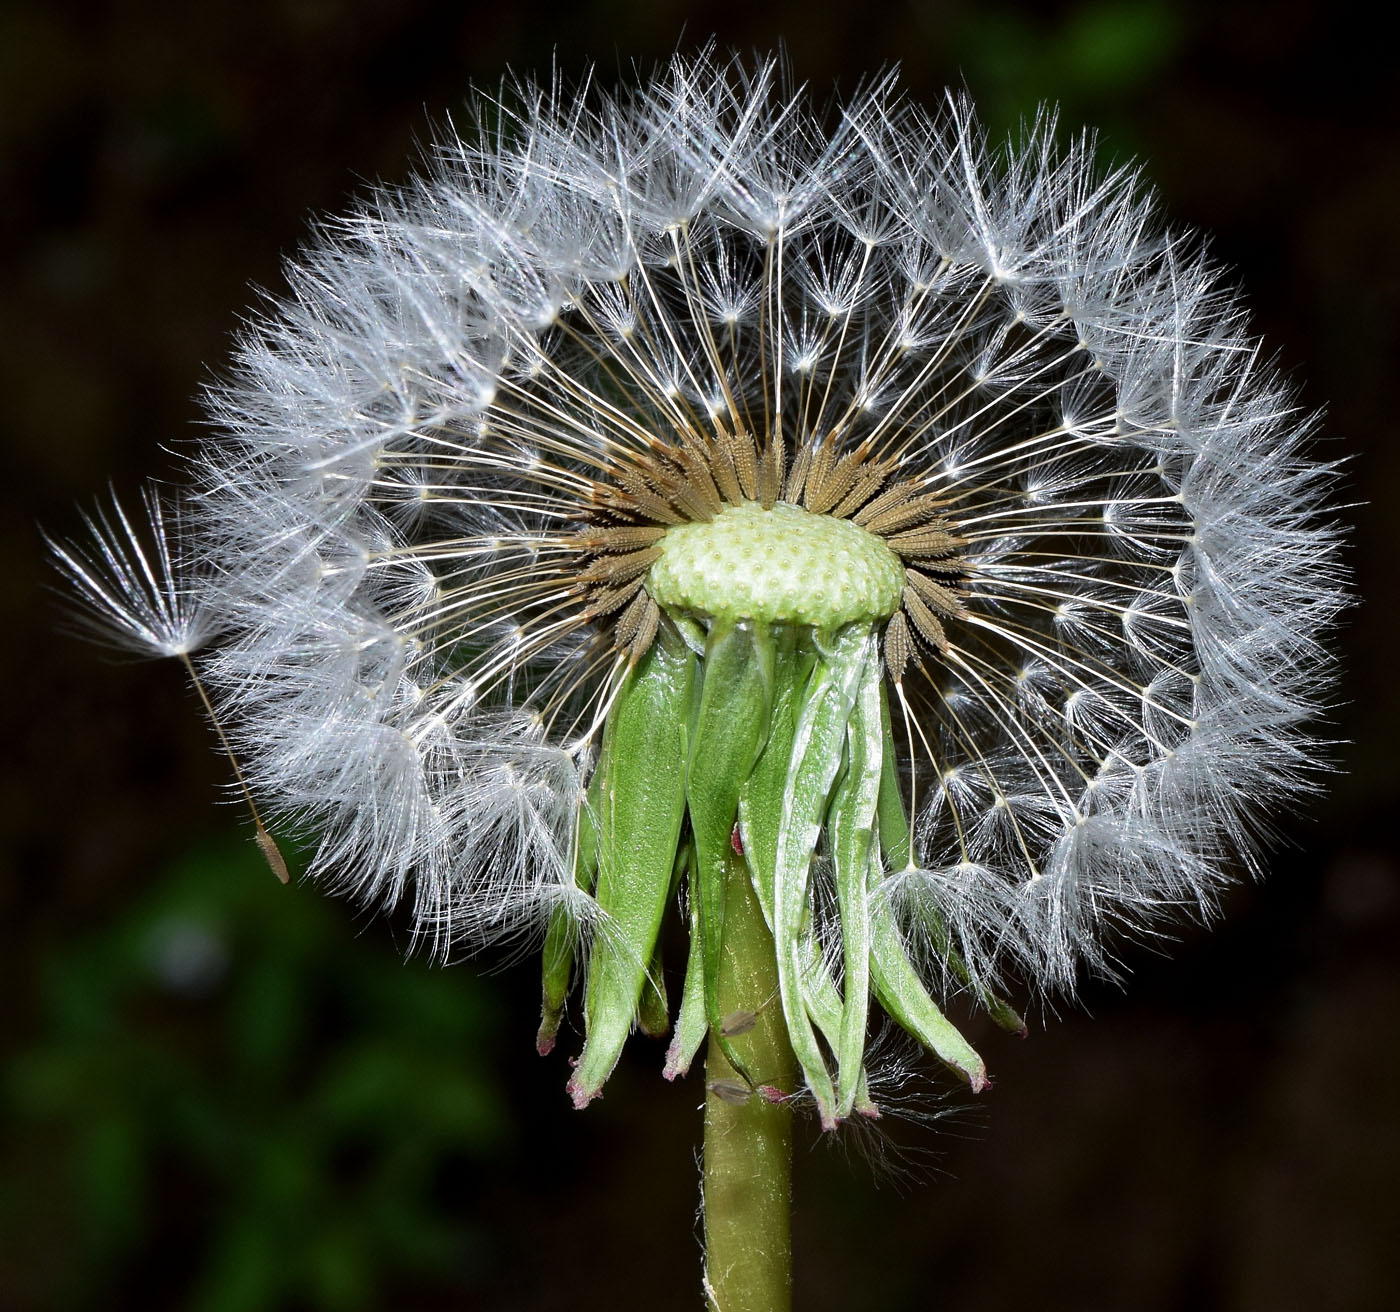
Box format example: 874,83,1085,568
3,839,510,1311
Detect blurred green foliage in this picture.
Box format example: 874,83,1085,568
950,1,1181,152
3,839,510,1311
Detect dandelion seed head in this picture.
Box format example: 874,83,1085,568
56,51,1344,1026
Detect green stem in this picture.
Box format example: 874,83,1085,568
702,845,796,1312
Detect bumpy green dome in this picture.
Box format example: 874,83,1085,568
648,501,904,628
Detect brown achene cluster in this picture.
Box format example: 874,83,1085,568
567,424,968,677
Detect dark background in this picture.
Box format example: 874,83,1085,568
4,2,1396,1309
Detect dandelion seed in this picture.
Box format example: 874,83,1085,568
49,485,290,883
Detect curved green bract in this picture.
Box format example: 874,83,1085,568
768,625,873,1129
875,685,1028,1037
825,650,881,1119
568,626,695,1107
686,622,775,1083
